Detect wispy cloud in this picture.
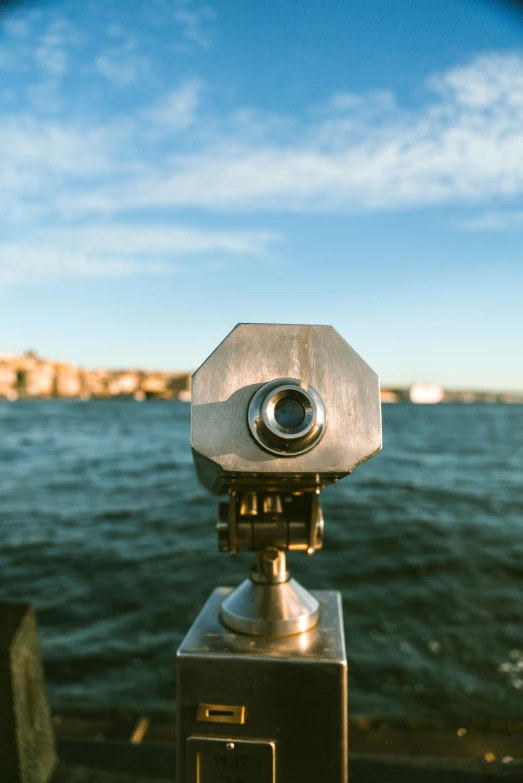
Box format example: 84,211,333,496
0,14,80,118
460,210,523,231
51,52,523,217
35,18,72,76
0,114,129,222
94,38,148,89
0,224,280,285
146,79,202,129
38,223,279,255
0,15,78,77
2,17,31,39
2,38,523,285
0,246,172,286
173,0,215,49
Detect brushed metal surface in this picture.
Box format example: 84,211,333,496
220,577,320,636
191,323,381,494
179,588,346,663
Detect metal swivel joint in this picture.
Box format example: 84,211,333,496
217,490,324,557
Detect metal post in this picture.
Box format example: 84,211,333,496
0,603,57,783
178,324,382,782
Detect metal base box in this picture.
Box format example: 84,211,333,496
177,588,348,783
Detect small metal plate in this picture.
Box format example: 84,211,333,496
187,736,275,783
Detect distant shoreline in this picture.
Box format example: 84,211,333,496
0,351,191,401
0,351,521,404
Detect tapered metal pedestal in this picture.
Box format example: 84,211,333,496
220,577,320,636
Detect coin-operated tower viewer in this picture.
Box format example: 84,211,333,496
177,324,381,783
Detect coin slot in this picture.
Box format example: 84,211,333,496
196,703,246,724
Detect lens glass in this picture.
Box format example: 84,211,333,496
274,396,306,429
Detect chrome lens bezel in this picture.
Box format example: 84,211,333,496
248,377,327,456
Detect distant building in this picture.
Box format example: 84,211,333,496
82,369,110,397
107,372,140,397
141,374,168,398
501,392,523,404
380,389,400,404
0,361,17,400
409,382,445,404
26,362,55,397
168,373,191,400
54,365,82,397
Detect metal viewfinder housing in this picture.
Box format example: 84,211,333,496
191,323,382,495
178,324,382,783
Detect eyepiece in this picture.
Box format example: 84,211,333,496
248,378,327,456
274,397,306,429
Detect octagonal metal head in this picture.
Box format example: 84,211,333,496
191,324,382,495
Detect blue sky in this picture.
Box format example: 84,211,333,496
1,0,522,389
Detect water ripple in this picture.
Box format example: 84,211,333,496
0,399,522,717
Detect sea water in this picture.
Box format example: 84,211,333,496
0,400,522,717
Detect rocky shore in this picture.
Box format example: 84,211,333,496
0,351,191,401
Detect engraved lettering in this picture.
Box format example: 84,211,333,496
214,753,247,772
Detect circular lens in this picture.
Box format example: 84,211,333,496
247,377,327,456
274,397,306,429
